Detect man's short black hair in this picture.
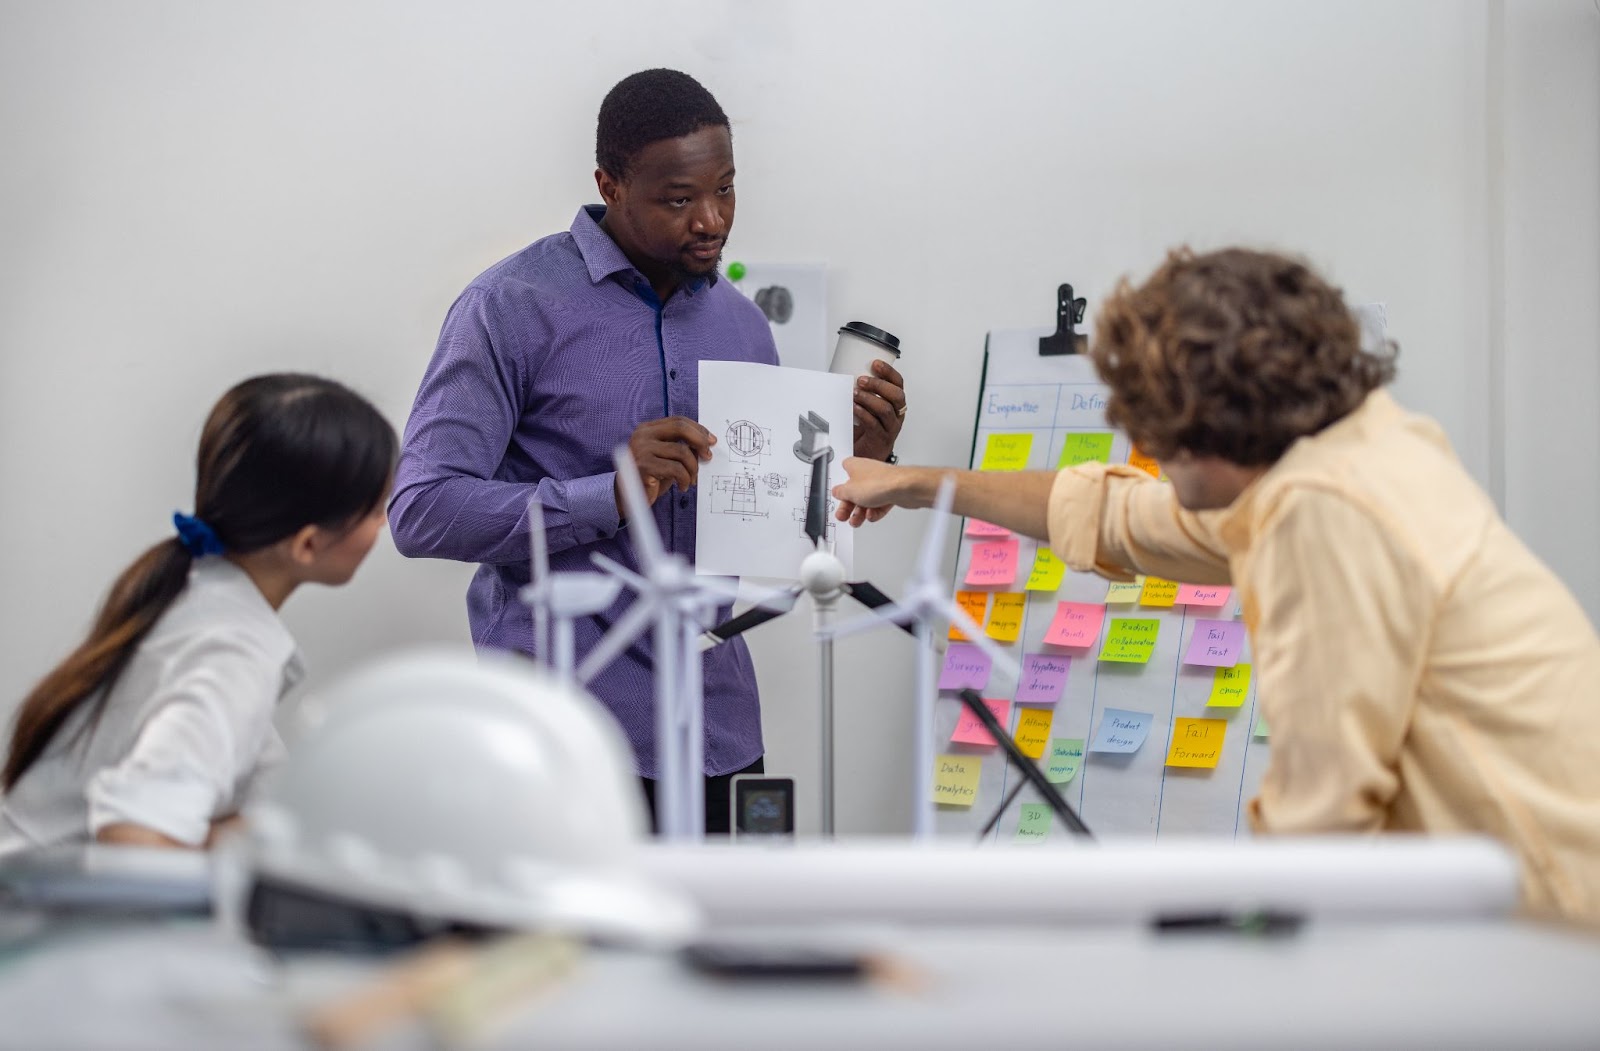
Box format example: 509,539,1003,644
596,69,729,180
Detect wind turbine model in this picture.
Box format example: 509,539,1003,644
696,411,911,836
518,495,623,685
823,477,1023,839
575,448,742,841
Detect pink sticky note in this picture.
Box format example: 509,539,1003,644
1176,583,1232,607
938,643,993,690
950,698,1012,747
964,539,1020,586
965,518,1011,538
1042,601,1107,648
1017,653,1071,705
1183,618,1246,667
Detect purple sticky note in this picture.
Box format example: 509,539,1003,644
939,643,993,690
1183,618,1245,667
1016,653,1071,705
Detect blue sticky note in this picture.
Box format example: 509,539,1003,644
1090,707,1153,753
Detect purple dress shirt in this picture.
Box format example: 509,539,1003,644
390,205,779,778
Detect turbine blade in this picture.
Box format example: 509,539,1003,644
576,599,658,684
612,445,665,566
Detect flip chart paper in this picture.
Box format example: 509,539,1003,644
1045,738,1085,784
985,593,1026,642
1043,601,1106,648
1025,548,1067,592
1139,577,1179,607
1016,653,1070,705
965,539,1019,587
949,590,990,641
1176,583,1231,607
1184,619,1245,668
938,643,992,690
1099,618,1160,663
1208,664,1251,707
981,433,1033,471
933,755,982,806
1166,717,1227,768
1013,707,1054,759
1059,432,1113,467
951,698,1011,747
1090,708,1153,753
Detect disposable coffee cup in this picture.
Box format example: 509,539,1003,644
828,321,901,379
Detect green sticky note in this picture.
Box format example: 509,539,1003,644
981,433,1034,471
1059,432,1113,468
1254,713,1269,739
1099,618,1160,663
1045,737,1085,784
1015,802,1052,843
1025,547,1067,592
1208,663,1251,707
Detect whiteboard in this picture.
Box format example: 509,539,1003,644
934,328,1268,842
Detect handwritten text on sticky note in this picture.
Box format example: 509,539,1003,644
965,539,1020,587
1184,618,1245,667
938,643,992,690
1175,583,1232,607
1166,717,1227,768
965,518,1011,538
1139,577,1179,607
1016,653,1070,705
949,590,990,641
1208,663,1251,707
1015,803,1052,842
1013,707,1054,759
933,754,982,806
1043,601,1106,648
1025,548,1067,592
1059,432,1113,467
985,593,1026,642
1128,447,1162,478
981,433,1033,472
1046,738,1085,784
1099,618,1160,663
1091,708,1153,753
1105,577,1144,603
951,698,1011,747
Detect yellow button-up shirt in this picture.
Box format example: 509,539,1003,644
1048,389,1600,924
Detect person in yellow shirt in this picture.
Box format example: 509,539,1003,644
833,247,1600,925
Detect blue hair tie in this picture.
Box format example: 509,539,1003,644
172,512,225,557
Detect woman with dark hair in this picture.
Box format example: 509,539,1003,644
833,248,1600,927
0,373,397,852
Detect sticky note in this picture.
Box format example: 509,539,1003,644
1016,653,1071,705
1166,717,1227,768
1090,708,1153,753
1059,432,1113,467
1139,577,1179,607
981,433,1033,472
1128,446,1162,478
950,698,1011,747
1184,618,1246,667
1042,601,1106,648
1208,663,1251,707
949,590,990,641
1025,548,1067,592
1254,714,1270,739
1045,738,1085,784
933,754,982,806
938,643,992,690
985,593,1026,642
1099,618,1160,663
1105,577,1144,603
1013,707,1054,759
1176,583,1232,607
965,518,1011,538
965,539,1020,587
1015,803,1052,843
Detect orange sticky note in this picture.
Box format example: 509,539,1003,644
1139,577,1179,607
965,518,1011,538
985,593,1026,642
1165,717,1227,768
965,539,1020,587
951,698,1011,747
949,590,990,641
1128,446,1162,478
1013,707,1054,759
1042,601,1107,648
1176,583,1232,607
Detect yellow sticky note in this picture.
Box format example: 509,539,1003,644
1208,663,1251,707
1013,707,1054,759
933,754,982,807
1105,577,1144,603
1139,576,1179,607
1059,432,1113,467
1166,717,1227,768
1128,446,1162,479
1099,618,1160,663
949,590,990,641
981,433,1034,472
1025,548,1067,592
985,593,1026,642
1015,802,1052,843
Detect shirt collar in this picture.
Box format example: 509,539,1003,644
570,205,714,297
190,557,305,684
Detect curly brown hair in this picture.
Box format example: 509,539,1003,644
1090,248,1397,466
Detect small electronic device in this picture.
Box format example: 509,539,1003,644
681,939,866,980
731,775,795,838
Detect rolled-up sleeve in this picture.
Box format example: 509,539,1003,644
1047,462,1232,584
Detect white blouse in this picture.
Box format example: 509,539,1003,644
0,558,303,852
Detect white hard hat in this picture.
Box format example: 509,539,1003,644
241,649,699,948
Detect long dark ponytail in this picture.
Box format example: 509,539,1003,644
3,373,398,790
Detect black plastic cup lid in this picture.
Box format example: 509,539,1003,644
838,321,901,356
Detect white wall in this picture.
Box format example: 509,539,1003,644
1,0,1594,835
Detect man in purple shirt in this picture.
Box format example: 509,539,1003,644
390,70,906,833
